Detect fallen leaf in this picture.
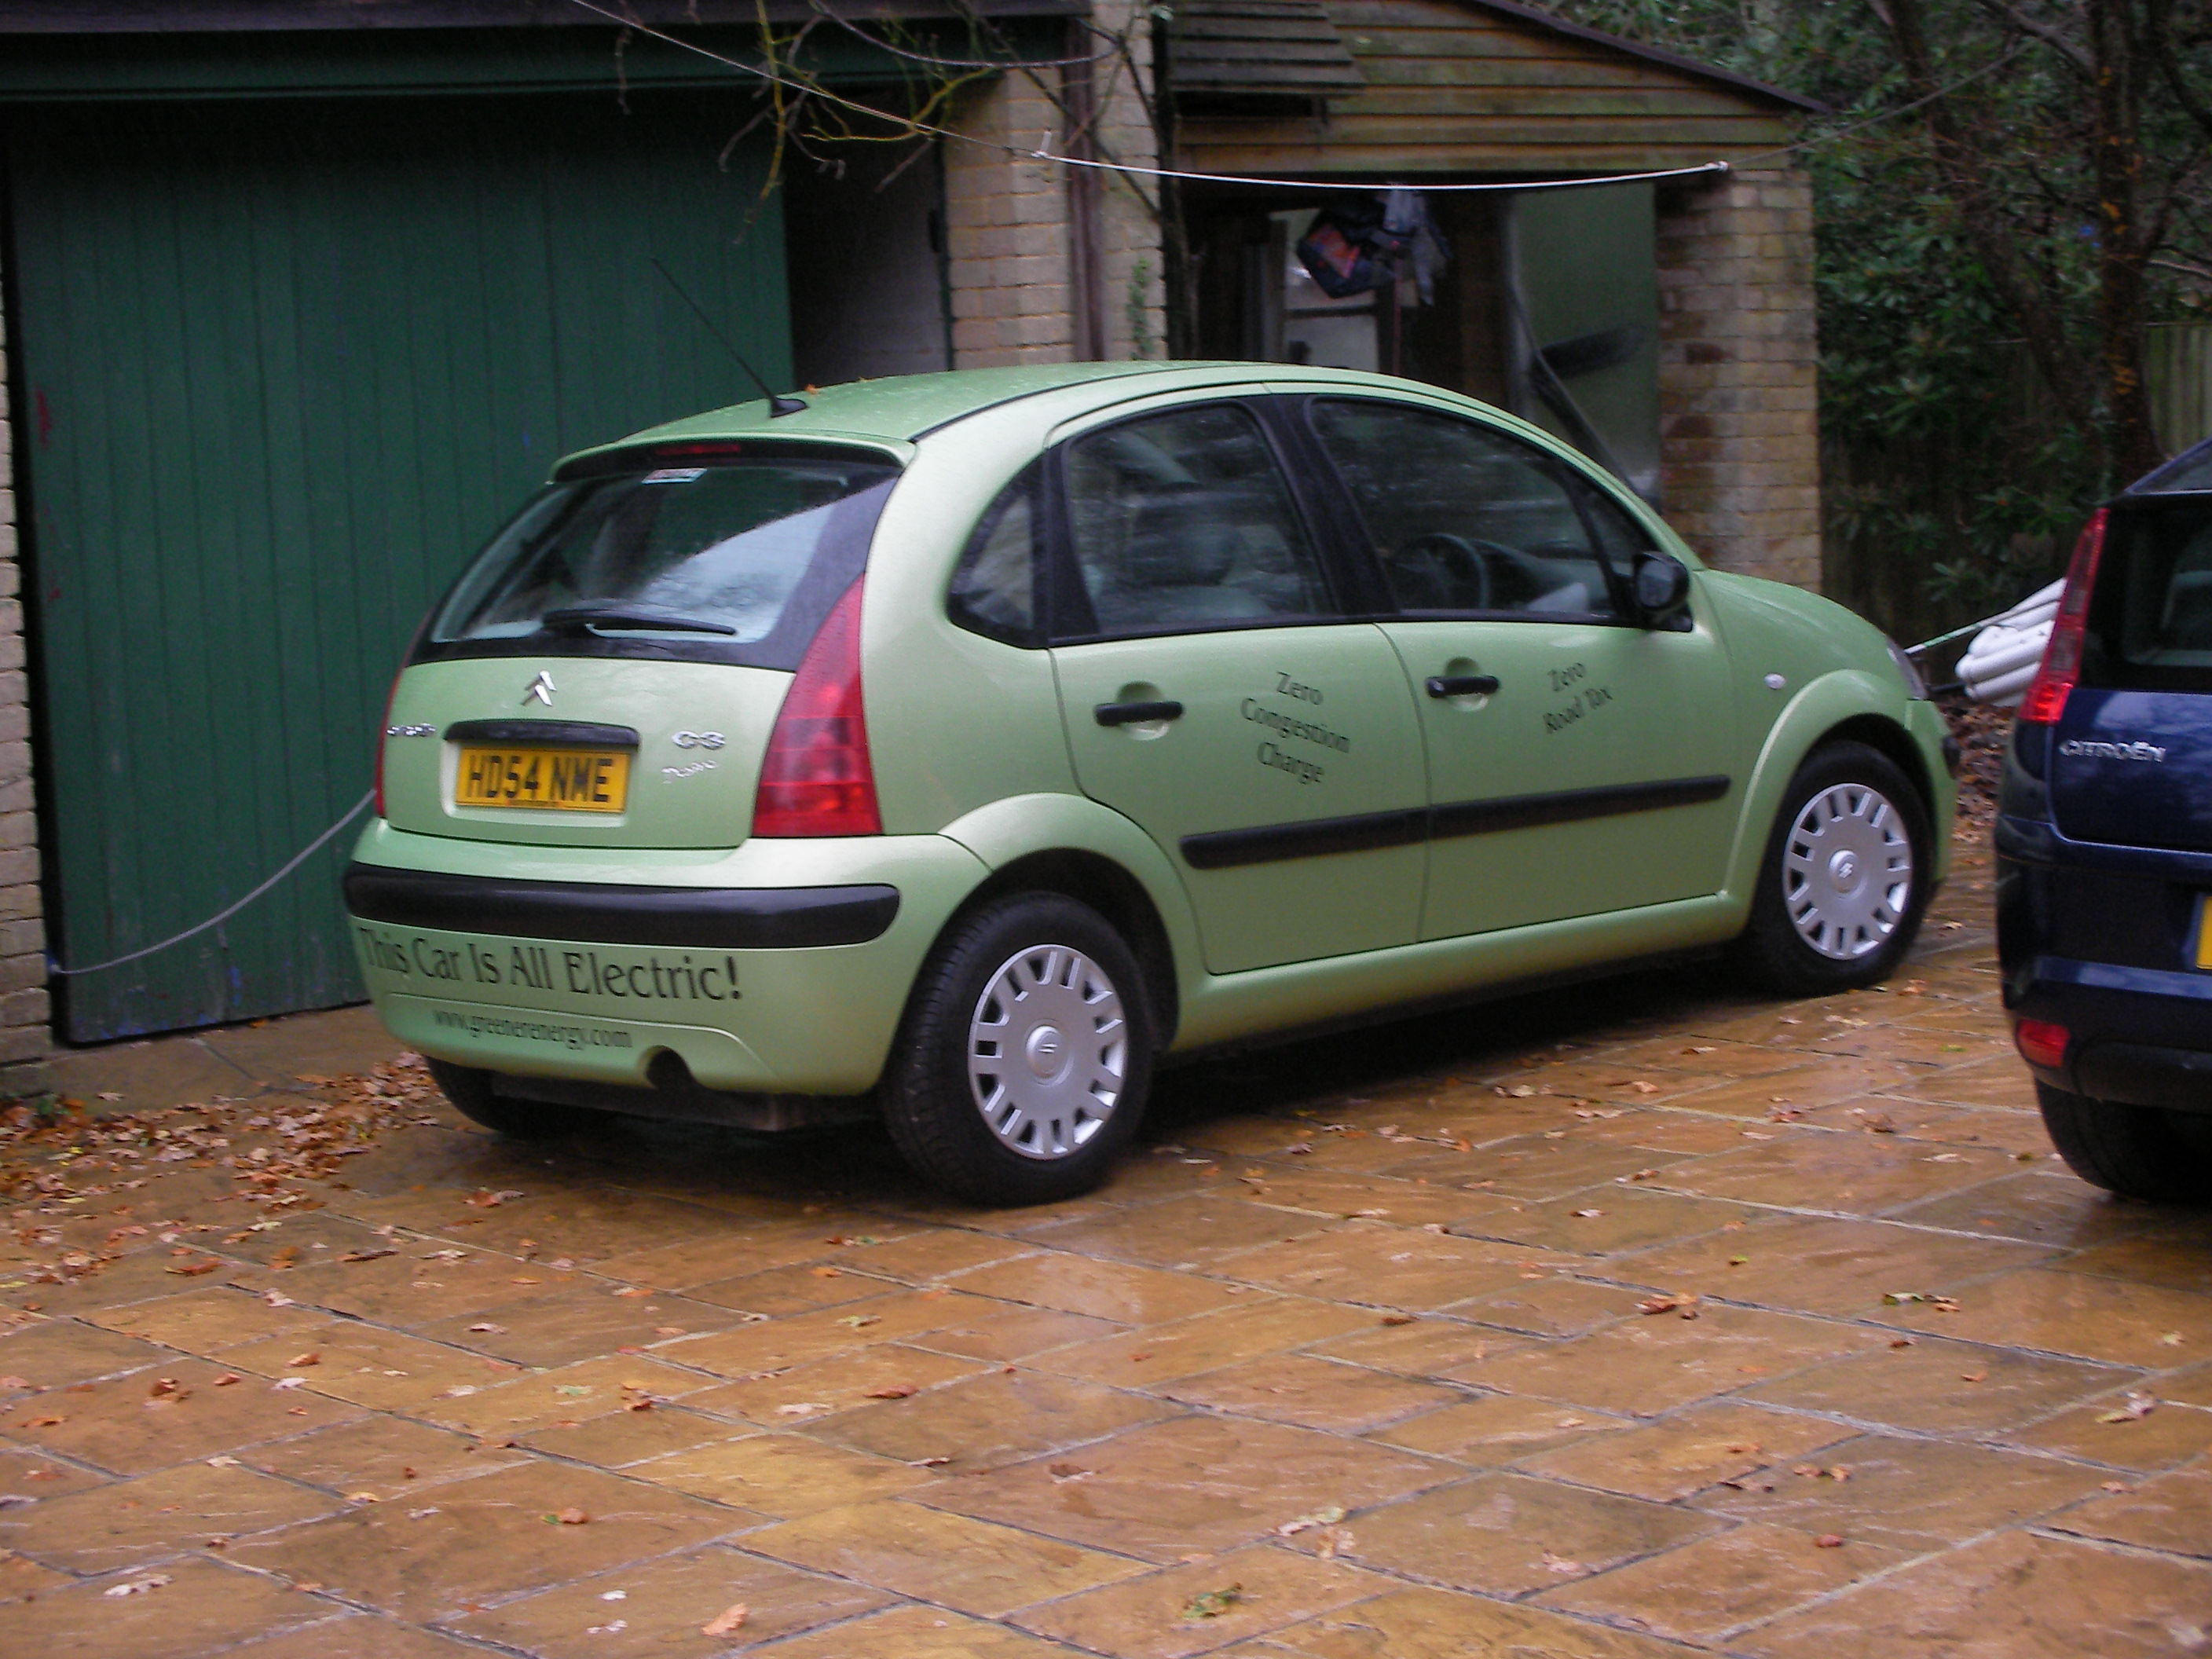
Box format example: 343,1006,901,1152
1813,1533,1845,1549
776,1402,830,1416
1379,1313,1416,1327
1571,1208,1606,1219
271,1378,306,1392
339,1248,396,1264
864,1383,917,1400
550,1507,589,1525
286,1352,319,1368
2097,1390,2159,1424
103,1574,173,1598
1276,1505,1346,1536
1960,1370,1989,1384
701,1602,749,1637
148,1377,185,1399
21,1415,64,1428
1541,1550,1584,1574
836,1313,879,1328
466,1324,506,1335
166,1260,221,1277
1182,1584,1243,1621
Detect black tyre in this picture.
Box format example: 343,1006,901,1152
2037,1081,2212,1204
1732,740,1931,996
880,892,1154,1207
427,1058,588,1140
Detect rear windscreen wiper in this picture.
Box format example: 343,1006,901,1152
540,604,738,636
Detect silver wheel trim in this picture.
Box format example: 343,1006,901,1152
965,943,1127,1161
1782,781,1914,961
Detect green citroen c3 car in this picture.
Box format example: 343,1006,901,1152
345,363,1956,1205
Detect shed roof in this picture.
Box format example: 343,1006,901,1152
1173,0,1818,178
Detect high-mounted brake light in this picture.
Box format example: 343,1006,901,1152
2018,509,2108,726
752,580,881,838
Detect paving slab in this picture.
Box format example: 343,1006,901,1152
4,844,2210,1656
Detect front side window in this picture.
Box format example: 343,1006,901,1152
1309,399,1622,620
426,451,899,668
1060,404,1333,637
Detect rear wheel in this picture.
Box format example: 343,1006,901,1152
2036,1081,2212,1203
1733,741,1930,995
880,892,1153,1207
427,1058,589,1140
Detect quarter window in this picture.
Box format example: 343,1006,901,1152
1309,400,1623,620
948,463,1042,645
1060,404,1332,636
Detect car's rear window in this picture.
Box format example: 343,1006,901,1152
419,452,899,669
2084,500,2212,690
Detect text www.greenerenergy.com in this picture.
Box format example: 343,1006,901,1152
433,1009,633,1053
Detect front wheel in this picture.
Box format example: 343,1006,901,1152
428,1058,589,1140
880,893,1153,1207
1732,741,1930,996
2037,1082,2212,1204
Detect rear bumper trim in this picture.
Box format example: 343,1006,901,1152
2073,1040,2212,1115
343,862,899,950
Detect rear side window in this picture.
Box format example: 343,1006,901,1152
2086,501,2212,688
1060,404,1333,637
1309,399,1622,619
948,463,1042,645
423,452,899,670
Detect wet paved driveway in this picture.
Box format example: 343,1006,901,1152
4,849,2210,1657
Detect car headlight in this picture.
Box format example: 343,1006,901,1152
1887,639,1931,700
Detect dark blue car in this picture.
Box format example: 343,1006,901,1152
1998,439,2212,1202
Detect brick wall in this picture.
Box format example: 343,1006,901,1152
1654,166,1822,590
941,0,1166,366
0,266,49,1091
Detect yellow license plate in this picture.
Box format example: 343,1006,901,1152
456,746,629,813
2198,898,2212,970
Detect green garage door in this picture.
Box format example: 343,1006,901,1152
9,91,790,1042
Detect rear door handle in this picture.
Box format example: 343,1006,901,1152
1426,675,1500,698
1094,700,1185,727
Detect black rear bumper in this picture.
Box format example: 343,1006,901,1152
1997,812,2212,1112
343,863,899,950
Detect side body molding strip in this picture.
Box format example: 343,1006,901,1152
1181,775,1731,872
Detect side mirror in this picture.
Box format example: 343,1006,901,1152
1632,552,1692,625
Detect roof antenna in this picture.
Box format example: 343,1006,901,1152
650,258,807,418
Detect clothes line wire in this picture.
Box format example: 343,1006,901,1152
566,0,2027,195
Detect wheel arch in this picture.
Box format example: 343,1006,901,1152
935,793,1203,1046
959,850,1182,1046
1722,670,1932,913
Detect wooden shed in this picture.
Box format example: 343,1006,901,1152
1164,0,1824,584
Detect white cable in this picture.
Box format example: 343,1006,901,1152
49,792,374,977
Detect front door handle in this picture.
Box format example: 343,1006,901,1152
1095,699,1185,727
1426,675,1500,698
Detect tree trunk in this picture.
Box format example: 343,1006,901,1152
2089,0,2167,478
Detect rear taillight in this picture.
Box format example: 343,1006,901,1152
372,670,402,819
2015,1018,2070,1069
2018,509,2108,725
752,580,881,837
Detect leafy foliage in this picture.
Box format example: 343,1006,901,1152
1553,0,2212,639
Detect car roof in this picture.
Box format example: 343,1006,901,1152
552,361,1489,471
